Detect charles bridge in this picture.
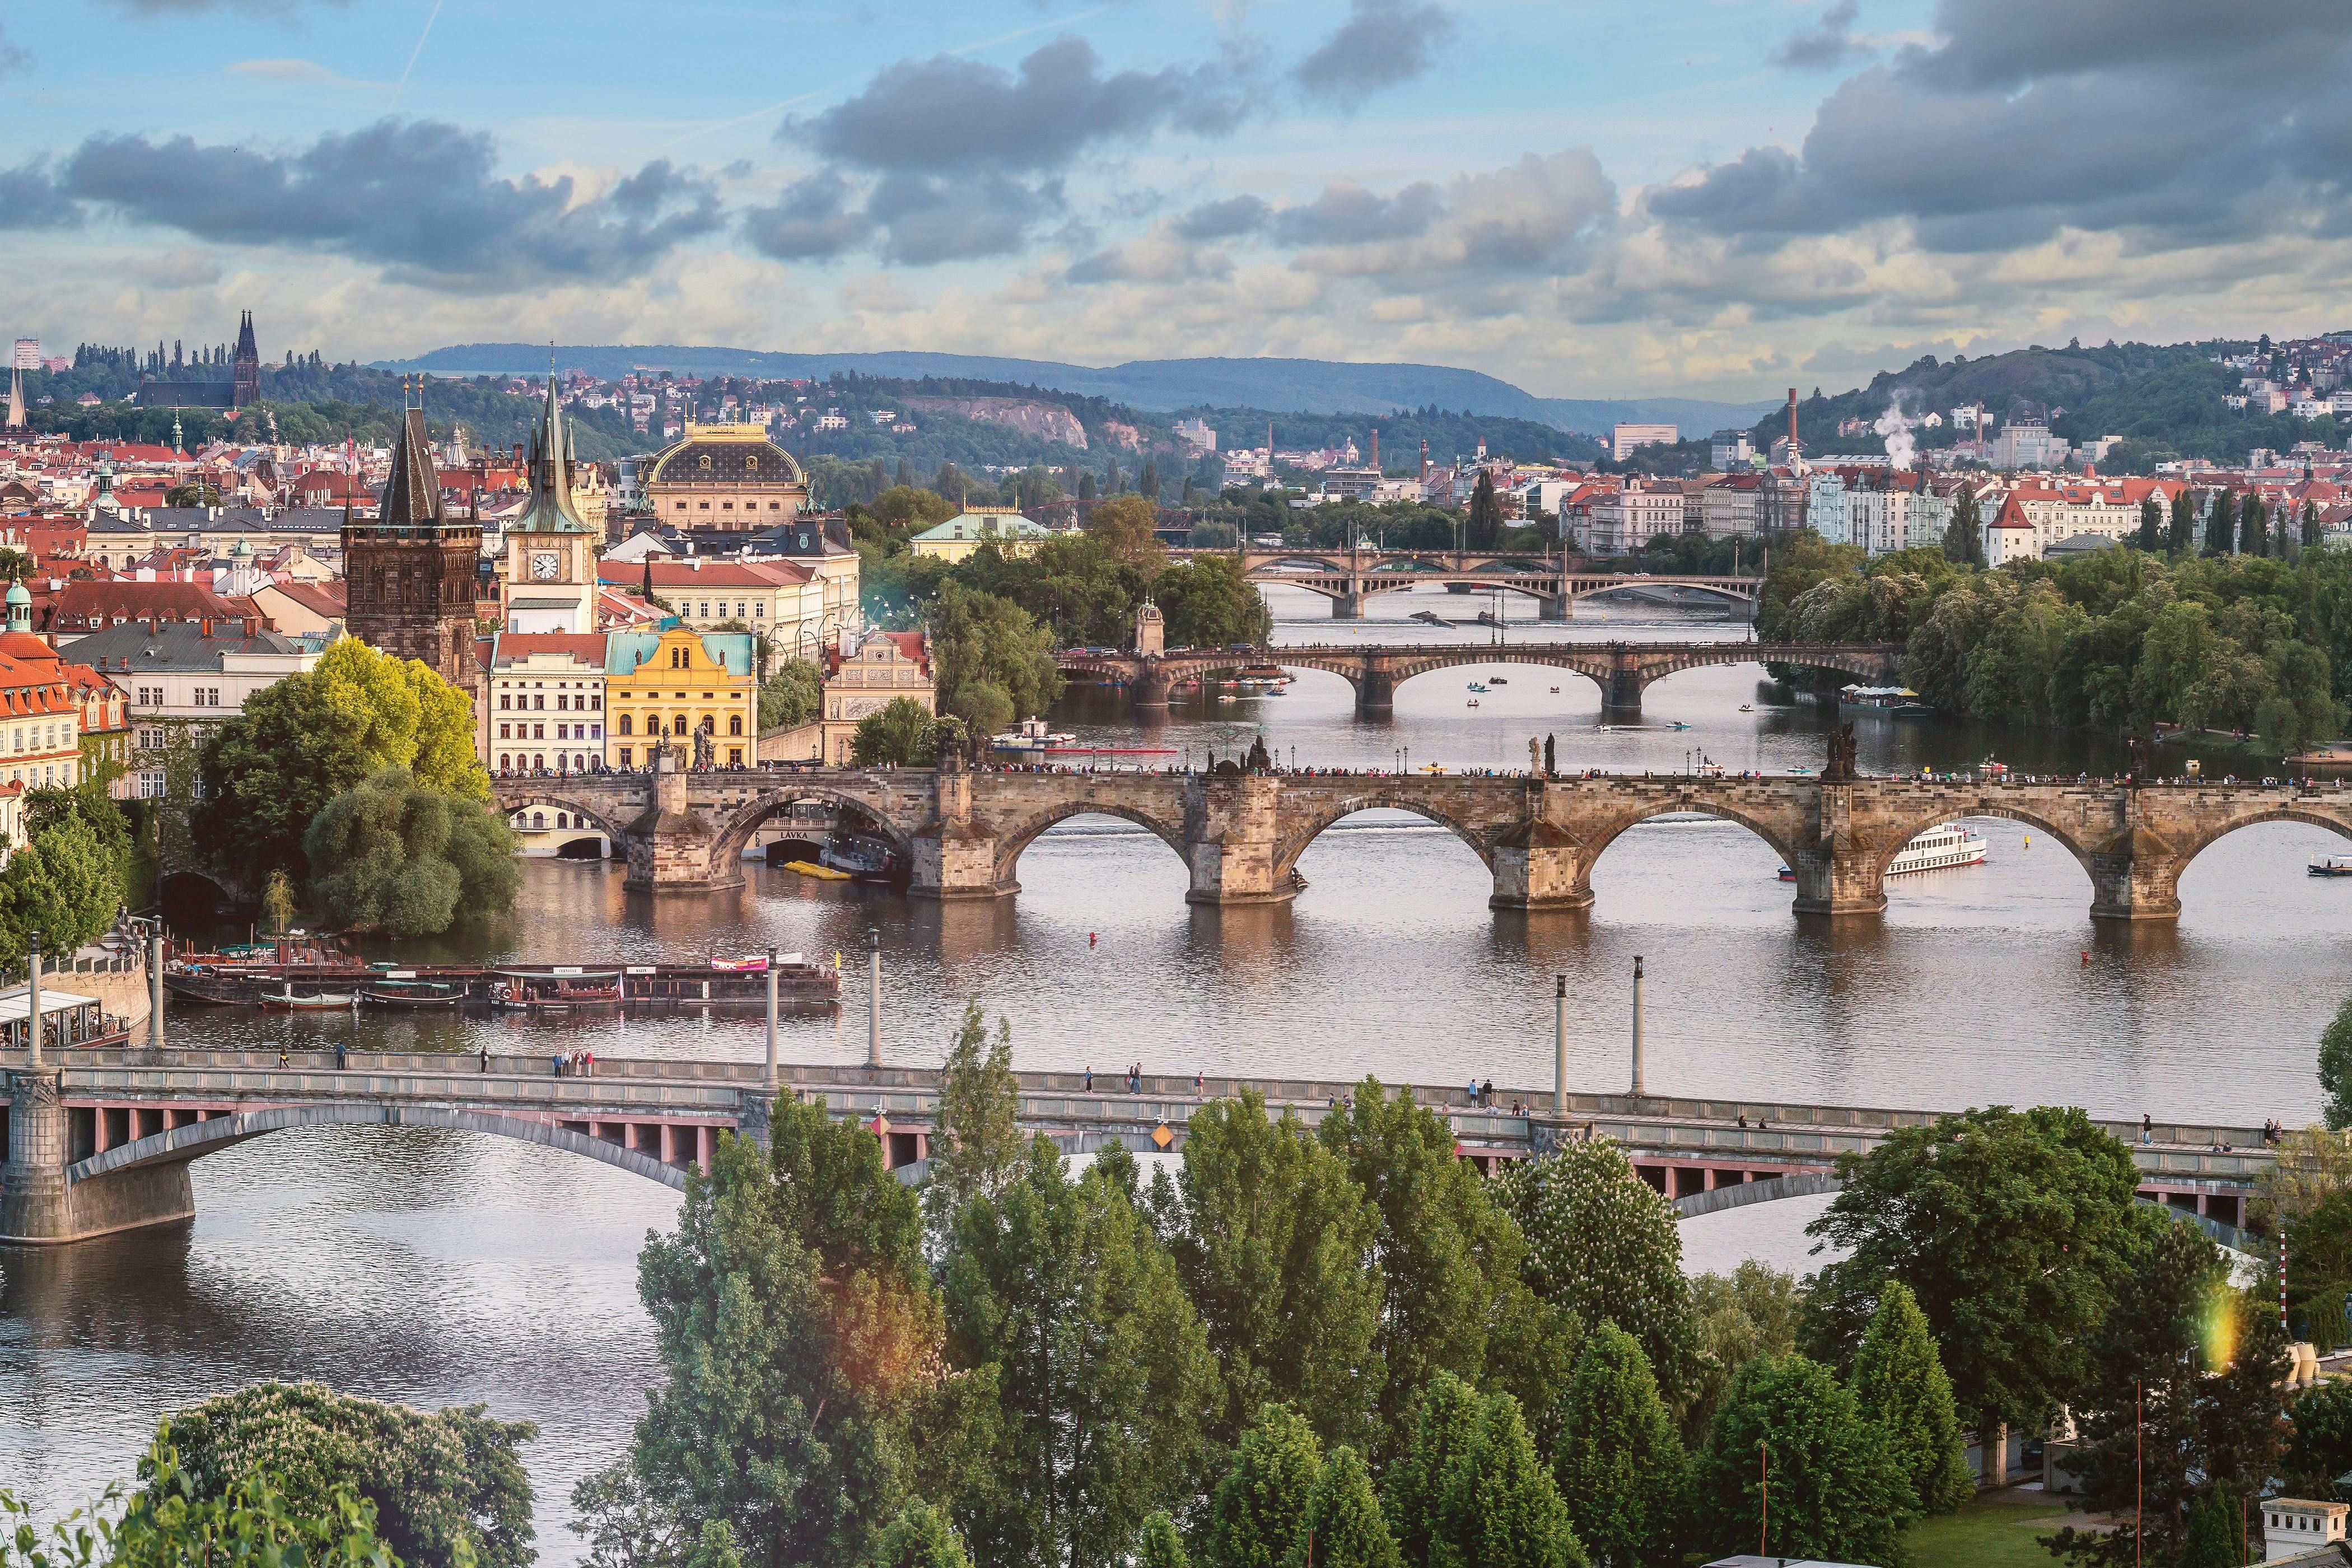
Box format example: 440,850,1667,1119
1055,639,1901,720
492,757,2352,922
1161,550,1762,620
0,1046,2269,1244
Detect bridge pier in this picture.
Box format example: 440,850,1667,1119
1186,774,1296,904
624,753,739,893
2088,832,2185,921
0,1071,195,1244
1488,821,1593,911
911,762,1015,900
1355,665,1397,719
1133,666,1174,710
1538,594,1571,622
1330,591,1363,620
1599,662,1646,723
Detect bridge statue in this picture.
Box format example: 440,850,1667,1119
1245,734,1272,773
1823,722,1859,783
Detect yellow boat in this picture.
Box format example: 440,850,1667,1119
786,860,852,880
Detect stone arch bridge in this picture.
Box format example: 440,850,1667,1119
493,763,2352,923
1164,548,1762,620
1057,640,1899,720
0,1049,2271,1243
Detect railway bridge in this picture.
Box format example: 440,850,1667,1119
1164,548,1761,620
492,759,2352,922
0,1047,2270,1243
1056,640,1900,719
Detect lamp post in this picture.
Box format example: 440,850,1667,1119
867,928,883,1070
1629,955,1644,1099
25,930,42,1069
764,945,778,1091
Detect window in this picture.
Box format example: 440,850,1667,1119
728,715,742,736
670,647,687,669
619,715,633,735
534,754,544,770
619,746,632,767
699,501,710,510
591,694,601,710
556,724,567,740
499,723,511,739
729,748,741,767
500,754,511,771
139,769,165,798
674,501,686,511
533,694,544,710
698,603,710,617
590,724,601,739
136,685,161,706
753,603,764,618
531,811,545,829
137,727,165,750
530,724,542,739
557,694,568,711
498,693,511,710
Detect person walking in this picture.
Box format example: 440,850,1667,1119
334,1040,347,1071
2141,1112,2153,1145
552,1052,563,1077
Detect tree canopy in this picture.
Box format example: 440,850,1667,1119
304,768,520,936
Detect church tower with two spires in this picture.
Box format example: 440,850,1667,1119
342,389,483,693
501,375,599,633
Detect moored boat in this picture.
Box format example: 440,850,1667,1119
361,977,466,1009
259,985,357,1012
1778,822,1986,881
2311,855,2352,877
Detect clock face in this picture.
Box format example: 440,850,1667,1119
531,552,559,581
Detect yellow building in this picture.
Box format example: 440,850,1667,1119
643,422,811,537
604,626,759,771
907,506,1054,563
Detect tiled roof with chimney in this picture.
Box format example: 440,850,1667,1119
50,579,246,632
60,619,304,673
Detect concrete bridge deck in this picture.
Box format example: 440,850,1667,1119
1159,553,1762,620
0,1046,2272,1242
493,763,2352,923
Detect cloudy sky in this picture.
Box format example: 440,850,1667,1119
4,0,2348,397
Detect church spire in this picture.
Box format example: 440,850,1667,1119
3,364,21,433
512,370,590,534
380,405,445,526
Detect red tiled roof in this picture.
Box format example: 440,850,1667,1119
50,579,244,630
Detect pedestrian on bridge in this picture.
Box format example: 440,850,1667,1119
480,1047,490,1074
334,1042,346,1072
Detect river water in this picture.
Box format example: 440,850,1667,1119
4,584,2340,1543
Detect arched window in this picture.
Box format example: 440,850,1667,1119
534,754,545,771
531,811,545,829
619,714,633,735
499,754,510,771
557,811,570,828
729,715,743,736
670,646,688,669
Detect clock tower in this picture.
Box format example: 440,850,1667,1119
502,375,599,633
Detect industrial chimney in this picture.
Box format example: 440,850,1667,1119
1787,388,1799,445
1370,428,1379,472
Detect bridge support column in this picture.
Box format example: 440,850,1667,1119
1133,665,1174,710
1356,664,1397,719
1488,821,1592,911
911,761,1015,900
1538,594,1571,622
0,1071,194,1244
1330,591,1363,620
1184,775,1295,905
623,752,735,892
2088,830,2185,921
1599,660,1645,722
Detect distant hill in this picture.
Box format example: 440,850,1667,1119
376,343,1774,436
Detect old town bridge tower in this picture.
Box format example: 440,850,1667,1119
343,403,483,693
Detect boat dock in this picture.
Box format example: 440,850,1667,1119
166,959,842,1009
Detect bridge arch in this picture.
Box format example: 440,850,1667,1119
1272,794,1502,880
710,787,915,870
67,1103,705,1191
501,793,629,844
993,801,1191,886
1575,800,1805,889
2168,804,2352,891
1866,802,2101,891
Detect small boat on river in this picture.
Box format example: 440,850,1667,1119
2311,855,2352,877
259,985,356,1012
1779,823,1986,881
361,978,466,1009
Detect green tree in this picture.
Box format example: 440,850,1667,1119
304,768,520,936
944,1139,1218,1568
1491,1139,1696,1402
1942,485,1983,566
867,486,958,533
1688,1263,1802,1435
1467,470,1502,550
2257,636,2342,755
1692,1356,1905,1566
1207,1404,1322,1568
2206,490,2236,556
2175,1494,2236,1568
2242,493,2270,556
262,867,297,934
852,697,938,766
1161,1089,1384,1450
1138,459,1159,501
1295,1447,1400,1568
2284,1379,2352,1496
1153,556,1272,648
165,482,222,506
312,637,487,800
758,657,822,731
1805,1105,2143,1488
1381,1373,1482,1568
2137,496,2163,551
0,1435,399,1568
1083,494,1168,573
2169,487,2197,554
2322,996,2352,1130
1550,1322,1683,1568
873,1502,973,1568
1428,1391,1586,1568
0,816,127,962
203,674,375,881
154,1382,535,1568
1849,1280,1973,1518
926,999,1024,1226
2043,1208,2289,1568
1078,470,1096,501
1317,1080,1563,1457
2306,497,2325,551
575,1097,952,1568
1137,1511,1189,1568
929,581,1062,724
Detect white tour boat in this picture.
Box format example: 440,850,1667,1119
1779,822,1986,881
